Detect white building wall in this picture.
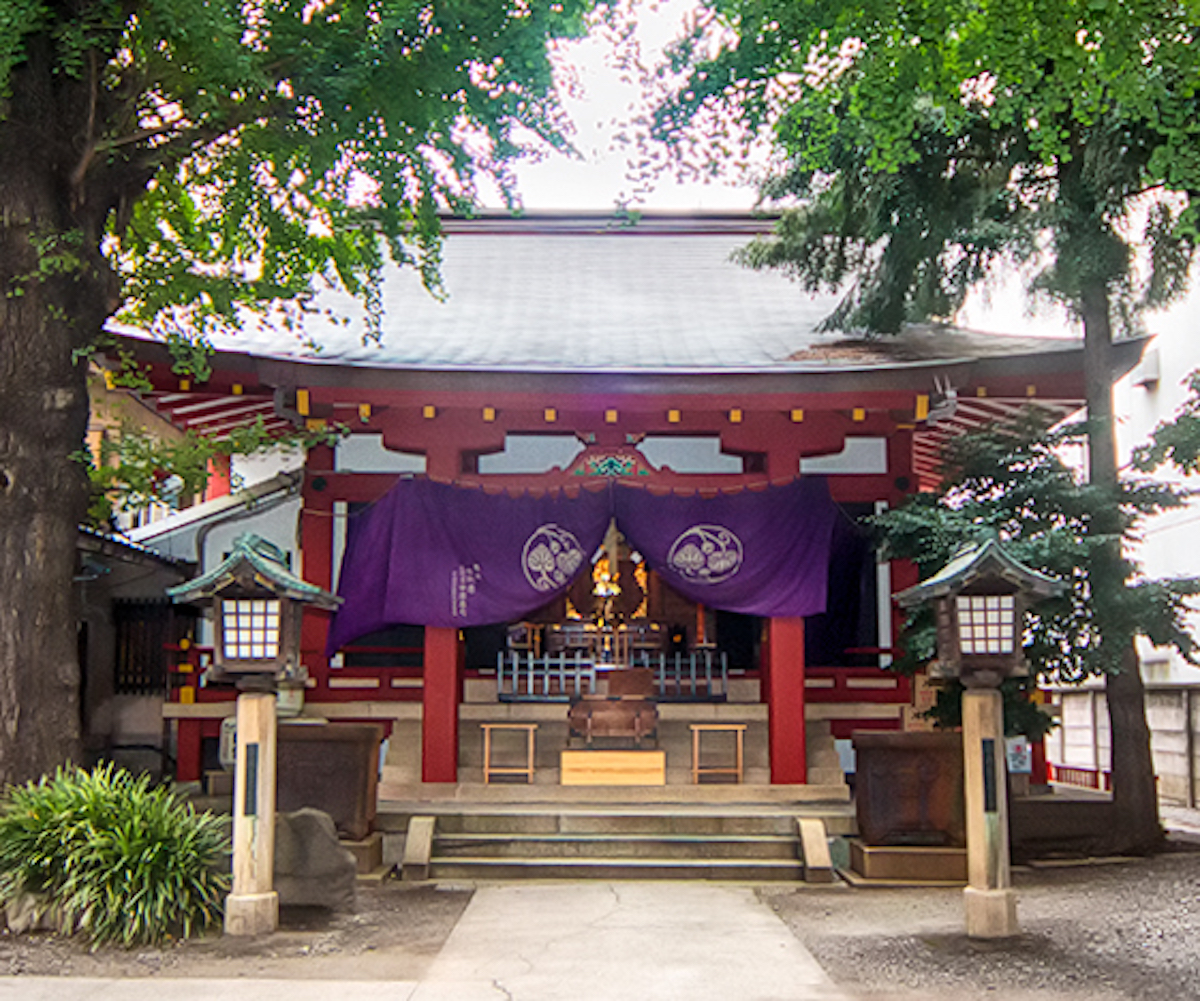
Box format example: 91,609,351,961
1114,285,1200,685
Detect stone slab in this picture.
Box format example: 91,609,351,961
402,816,435,881
797,817,836,883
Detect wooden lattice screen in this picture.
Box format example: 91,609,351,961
113,600,196,695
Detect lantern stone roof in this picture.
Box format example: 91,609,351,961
895,538,1064,608
167,533,341,608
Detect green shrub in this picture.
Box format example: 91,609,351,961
0,763,230,946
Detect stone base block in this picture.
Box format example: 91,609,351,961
224,891,279,936
964,886,1019,938
205,769,233,796
341,831,384,874
849,839,967,882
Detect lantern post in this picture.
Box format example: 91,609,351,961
168,534,341,936
897,539,1062,939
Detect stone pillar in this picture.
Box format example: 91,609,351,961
225,691,278,936
961,687,1018,938
767,617,807,784
422,626,460,783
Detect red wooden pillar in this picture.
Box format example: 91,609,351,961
175,720,203,783
422,627,461,783
1031,737,1049,785
205,454,231,500
301,447,335,682
767,617,807,784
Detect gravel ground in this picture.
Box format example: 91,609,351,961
0,882,472,981
4,838,1200,997
761,840,1200,1001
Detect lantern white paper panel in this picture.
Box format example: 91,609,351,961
222,599,281,660
956,595,1015,654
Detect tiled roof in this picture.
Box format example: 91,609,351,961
895,539,1065,606
167,533,340,607
77,524,190,569
157,212,1083,374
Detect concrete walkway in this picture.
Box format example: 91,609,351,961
411,882,848,1000
0,883,850,1000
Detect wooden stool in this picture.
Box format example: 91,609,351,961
481,722,538,784
690,723,748,784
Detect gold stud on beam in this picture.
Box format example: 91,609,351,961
231,383,244,396
667,409,681,424
482,406,496,423
976,386,988,398
179,378,191,392
790,408,805,423
852,407,866,422
544,408,557,423
422,404,437,419
296,389,310,416
728,408,743,424
1026,384,1037,397
915,395,930,421
358,403,371,422
605,409,619,424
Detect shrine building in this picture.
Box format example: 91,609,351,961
111,212,1140,796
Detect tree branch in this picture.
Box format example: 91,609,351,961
68,49,102,197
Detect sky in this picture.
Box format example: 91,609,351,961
484,0,760,212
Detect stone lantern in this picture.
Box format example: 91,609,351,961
168,533,339,691
168,533,340,936
897,537,1062,939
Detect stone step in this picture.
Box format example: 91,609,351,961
384,801,854,835
433,831,800,860
428,855,807,881
377,782,852,808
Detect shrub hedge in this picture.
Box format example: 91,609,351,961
0,764,230,946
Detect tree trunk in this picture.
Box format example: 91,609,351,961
1080,280,1163,853
0,37,114,787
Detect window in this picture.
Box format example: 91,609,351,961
956,595,1014,654
221,599,280,660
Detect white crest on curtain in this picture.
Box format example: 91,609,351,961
667,525,744,584
522,524,585,591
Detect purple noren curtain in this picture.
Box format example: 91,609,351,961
327,481,611,650
326,476,839,654
612,478,838,620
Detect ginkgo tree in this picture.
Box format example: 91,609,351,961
655,0,1200,852
0,0,593,786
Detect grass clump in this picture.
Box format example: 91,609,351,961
0,763,230,946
